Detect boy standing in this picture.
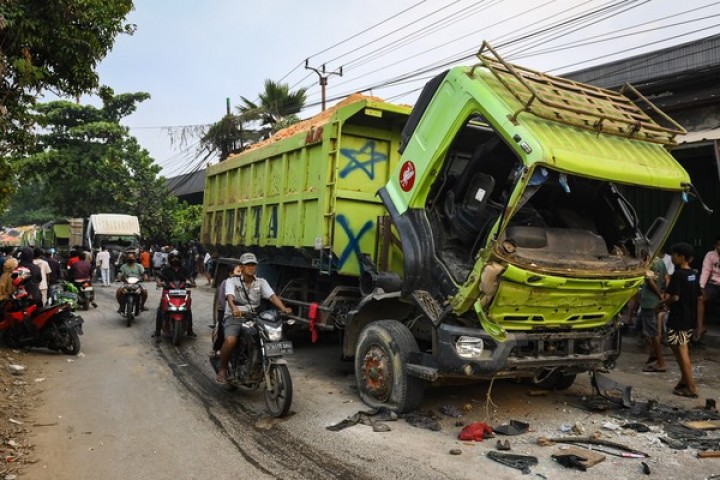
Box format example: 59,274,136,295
662,242,703,398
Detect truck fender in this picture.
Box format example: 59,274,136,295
342,292,414,359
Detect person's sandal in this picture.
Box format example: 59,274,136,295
673,387,699,398
642,364,666,373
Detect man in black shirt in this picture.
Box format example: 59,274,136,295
662,242,703,398
153,250,196,342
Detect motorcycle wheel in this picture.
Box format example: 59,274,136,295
58,326,81,355
172,319,185,347
264,364,293,418
126,297,134,327
2,331,22,349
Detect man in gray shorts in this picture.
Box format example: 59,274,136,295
215,252,292,384
641,253,669,373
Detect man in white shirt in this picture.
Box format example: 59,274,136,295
95,246,111,287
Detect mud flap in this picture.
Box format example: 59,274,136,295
474,299,507,343
592,371,632,408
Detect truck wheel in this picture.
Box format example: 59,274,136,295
355,320,424,413
532,370,577,390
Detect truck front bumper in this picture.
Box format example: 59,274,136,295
407,323,621,382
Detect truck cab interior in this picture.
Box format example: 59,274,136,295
426,114,679,283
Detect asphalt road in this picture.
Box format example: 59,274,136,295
22,283,720,479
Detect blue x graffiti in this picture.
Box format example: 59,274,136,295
339,141,387,180
336,214,373,269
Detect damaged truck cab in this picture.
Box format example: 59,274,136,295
202,42,691,413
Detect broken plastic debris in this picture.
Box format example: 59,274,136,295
66,359,74,363
77,352,85,358
494,419,530,436
34,377,46,383
8,418,23,425
560,424,573,433
6,364,26,375
449,449,462,455
602,422,621,431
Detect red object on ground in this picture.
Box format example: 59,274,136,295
308,302,319,343
458,422,494,441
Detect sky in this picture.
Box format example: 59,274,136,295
83,0,720,178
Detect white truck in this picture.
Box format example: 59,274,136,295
69,214,141,251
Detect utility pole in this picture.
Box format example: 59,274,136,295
305,60,343,111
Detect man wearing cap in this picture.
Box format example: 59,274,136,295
215,252,292,384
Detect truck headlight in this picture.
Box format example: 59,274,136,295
455,336,484,359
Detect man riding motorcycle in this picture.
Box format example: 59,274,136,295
115,251,148,313
215,252,291,384
153,250,196,342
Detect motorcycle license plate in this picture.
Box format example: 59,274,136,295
264,341,293,357
168,289,186,296
83,287,94,292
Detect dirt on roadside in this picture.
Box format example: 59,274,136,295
0,350,44,479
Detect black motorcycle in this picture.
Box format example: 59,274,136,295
211,309,294,417
73,277,97,311
119,275,142,327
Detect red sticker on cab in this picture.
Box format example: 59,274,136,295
399,161,415,192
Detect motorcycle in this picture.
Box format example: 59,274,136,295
210,309,294,417
0,282,84,354
73,278,97,311
48,281,80,311
159,279,192,346
119,275,142,327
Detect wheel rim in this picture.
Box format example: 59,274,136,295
266,367,288,413
361,344,392,402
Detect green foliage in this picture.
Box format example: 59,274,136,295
199,114,261,161
0,0,135,208
239,79,308,130
3,92,181,242
170,202,203,244
196,80,307,162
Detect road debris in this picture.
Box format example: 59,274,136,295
5,364,25,375
326,407,398,432
486,451,537,474
458,422,493,441
496,439,511,451
494,419,529,436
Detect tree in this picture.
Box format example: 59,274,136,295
239,79,307,134
3,91,180,240
198,113,261,162
0,0,135,208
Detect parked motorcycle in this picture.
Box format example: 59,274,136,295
73,278,97,311
210,309,294,417
48,281,80,310
159,279,192,346
0,271,84,354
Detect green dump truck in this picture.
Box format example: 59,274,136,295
202,42,695,412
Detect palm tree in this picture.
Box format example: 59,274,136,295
239,79,307,133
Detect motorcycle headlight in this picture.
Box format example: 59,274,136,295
168,305,178,311
263,324,283,342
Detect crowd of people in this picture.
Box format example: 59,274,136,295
2,237,720,397
622,239,720,400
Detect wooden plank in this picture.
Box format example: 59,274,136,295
683,420,720,430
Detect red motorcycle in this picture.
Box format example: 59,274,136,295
0,268,84,354
159,279,192,346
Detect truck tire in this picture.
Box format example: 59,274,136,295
355,320,424,413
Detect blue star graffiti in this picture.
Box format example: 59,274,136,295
336,214,373,270
339,141,387,180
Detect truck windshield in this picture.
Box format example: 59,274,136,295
497,167,683,273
